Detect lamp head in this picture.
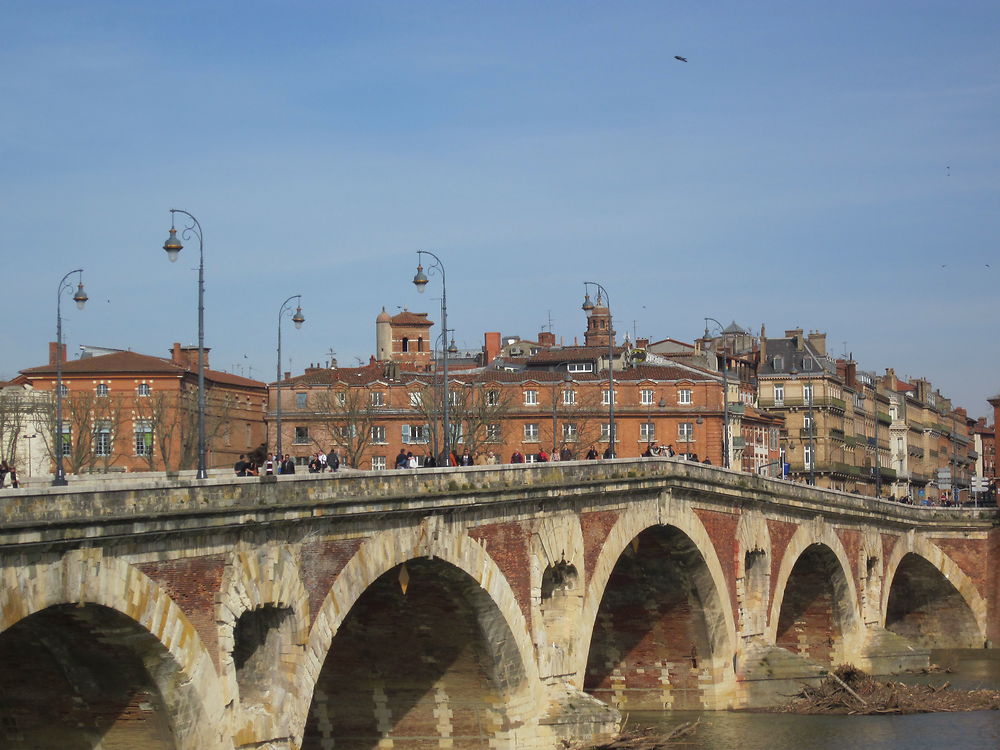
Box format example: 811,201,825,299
73,282,88,310
447,338,458,355
412,263,428,293
292,306,305,329
658,398,666,408
163,227,182,263
581,292,594,312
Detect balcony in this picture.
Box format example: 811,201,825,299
830,428,845,441
877,412,892,426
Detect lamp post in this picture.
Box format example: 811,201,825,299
162,209,208,479
703,318,731,469
275,295,306,459
21,434,37,479
53,269,88,486
582,282,616,457
413,251,452,463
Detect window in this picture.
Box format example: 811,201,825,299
58,384,69,397
679,422,694,442
371,456,386,471
448,390,461,406
336,391,347,407
562,389,576,405
567,363,593,373
803,384,814,403
772,356,783,371
96,384,109,397
370,425,387,444
409,391,423,407
562,423,578,441
370,391,385,407
94,422,111,456
524,423,539,441
524,390,538,406
640,422,655,441
640,389,655,405
774,384,784,405
600,423,613,441
485,390,499,407
803,415,814,431
602,389,616,406
59,425,71,456
804,444,814,469
295,393,308,409
294,426,309,443
402,424,429,444
137,383,151,397
134,421,152,456
677,389,692,405
486,423,502,442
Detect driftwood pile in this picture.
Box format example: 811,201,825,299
780,665,1000,715
568,720,699,750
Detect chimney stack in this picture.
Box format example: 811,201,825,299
48,341,67,365
171,342,210,371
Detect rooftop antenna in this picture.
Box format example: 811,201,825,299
326,347,337,368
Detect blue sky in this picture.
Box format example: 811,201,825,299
3,1,998,416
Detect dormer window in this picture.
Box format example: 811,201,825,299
96,384,109,397
137,383,151,397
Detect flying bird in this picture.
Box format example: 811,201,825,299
674,55,688,62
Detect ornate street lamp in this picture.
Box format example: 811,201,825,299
275,295,305,459
161,209,208,479
582,282,616,457
703,318,731,469
413,251,452,463
53,269,88,486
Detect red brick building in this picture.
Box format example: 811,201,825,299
15,342,267,476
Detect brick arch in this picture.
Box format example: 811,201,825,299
216,540,311,746
294,521,542,747
577,497,737,704
880,533,987,643
0,548,226,750
766,520,863,661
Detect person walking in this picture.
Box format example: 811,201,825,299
395,449,409,469
559,445,573,462
281,454,296,474
326,448,340,472
537,448,549,462
459,448,474,466
423,452,437,468
8,465,17,489
510,449,525,464
585,445,598,461
234,454,248,476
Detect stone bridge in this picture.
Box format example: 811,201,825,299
0,459,997,749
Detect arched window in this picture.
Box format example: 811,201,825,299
402,336,409,352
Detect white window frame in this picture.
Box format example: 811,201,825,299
371,456,387,471
639,422,655,441
677,388,692,405
370,425,387,444
562,389,576,405
523,423,539,441
640,389,655,406
295,392,308,409
294,426,310,444
567,363,593,373
804,444,815,469
803,384,814,403
134,421,152,457
678,422,694,442
94,422,112,456
402,424,429,444
370,391,385,407
602,389,616,406
137,383,151,397
774,384,784,405
409,391,423,407
524,389,539,406
562,423,578,441
96,383,109,397
485,389,499,406
486,423,502,442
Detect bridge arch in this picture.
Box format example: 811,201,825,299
767,520,862,665
881,534,986,648
0,548,225,749
217,540,311,746
578,495,737,710
296,520,541,749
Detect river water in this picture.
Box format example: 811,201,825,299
629,650,1000,750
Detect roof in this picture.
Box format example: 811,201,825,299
525,346,625,364
20,350,265,389
391,311,433,327
723,321,748,335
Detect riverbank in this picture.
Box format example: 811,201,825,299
775,665,1000,715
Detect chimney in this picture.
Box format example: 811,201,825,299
759,325,767,366
48,341,67,365
483,332,502,365
636,337,649,349
284,371,291,381
807,331,827,356
538,330,556,347
171,342,210,371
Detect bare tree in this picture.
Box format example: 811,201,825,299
0,386,48,465
541,387,605,459
312,385,381,468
